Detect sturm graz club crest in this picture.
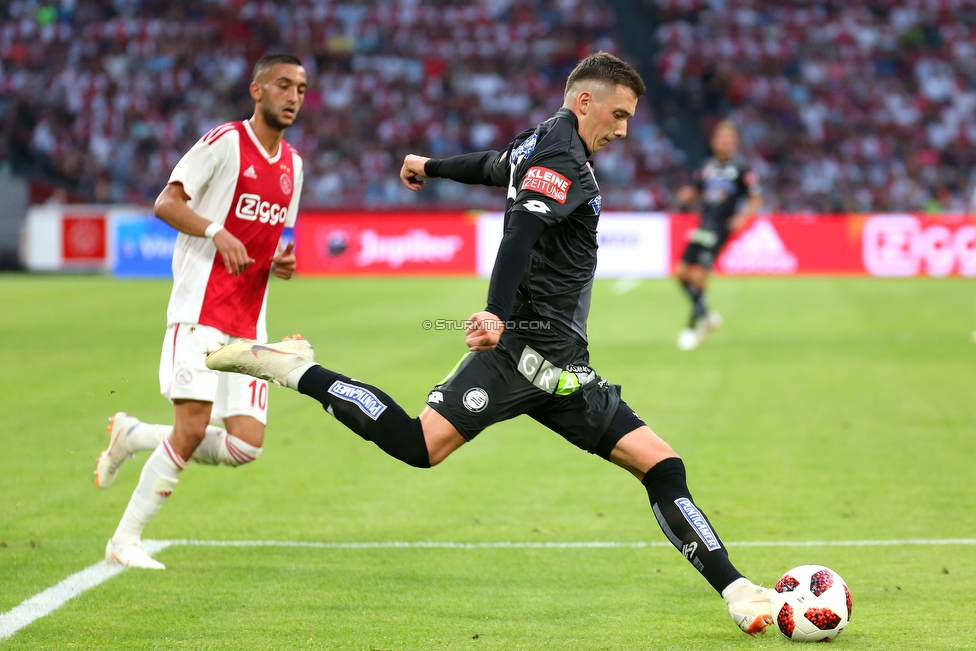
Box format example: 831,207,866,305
462,387,489,412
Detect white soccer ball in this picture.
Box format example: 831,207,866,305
770,565,852,642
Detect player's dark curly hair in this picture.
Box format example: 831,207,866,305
564,51,645,98
252,53,303,81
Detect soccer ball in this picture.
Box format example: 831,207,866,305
771,565,852,642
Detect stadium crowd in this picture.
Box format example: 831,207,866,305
652,0,976,213
4,0,976,212
1,0,681,210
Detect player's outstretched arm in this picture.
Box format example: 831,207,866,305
410,150,508,188
154,182,254,276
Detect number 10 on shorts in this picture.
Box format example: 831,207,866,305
248,379,268,410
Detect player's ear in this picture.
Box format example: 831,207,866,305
249,81,262,102
577,90,591,115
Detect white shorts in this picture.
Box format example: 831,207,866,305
159,323,269,425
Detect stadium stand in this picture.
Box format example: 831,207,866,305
650,0,976,212
3,0,976,212
1,0,681,210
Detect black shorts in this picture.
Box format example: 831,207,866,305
680,227,729,270
425,332,645,459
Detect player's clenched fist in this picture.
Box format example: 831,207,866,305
465,311,504,351
400,154,431,192
213,228,255,276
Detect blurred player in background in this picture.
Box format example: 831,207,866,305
207,52,773,637
94,54,307,569
674,121,761,350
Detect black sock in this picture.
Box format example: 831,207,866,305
297,366,430,468
642,457,743,594
682,282,707,327
696,290,708,318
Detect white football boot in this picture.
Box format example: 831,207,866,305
105,539,166,570
206,336,315,386
677,327,700,351
705,310,723,332
94,412,140,489
686,310,723,349
269,335,316,364
723,577,772,636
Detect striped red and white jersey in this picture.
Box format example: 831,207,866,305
164,120,303,341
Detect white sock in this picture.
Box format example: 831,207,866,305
127,422,171,452
128,423,258,467
112,438,185,544
191,429,262,467
284,361,317,390
722,577,755,604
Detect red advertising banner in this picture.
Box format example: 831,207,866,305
671,213,976,277
860,214,976,277
296,212,477,275
62,215,107,263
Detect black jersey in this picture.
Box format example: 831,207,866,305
696,156,759,234
426,108,602,359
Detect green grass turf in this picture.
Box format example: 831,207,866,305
0,274,974,650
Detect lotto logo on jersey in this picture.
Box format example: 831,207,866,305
235,193,288,225
522,166,571,204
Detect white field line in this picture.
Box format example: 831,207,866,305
1,537,974,640
167,538,976,549
0,540,172,641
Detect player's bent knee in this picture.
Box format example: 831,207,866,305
224,415,265,448
609,425,679,479
171,425,208,447
419,407,466,467
220,432,263,467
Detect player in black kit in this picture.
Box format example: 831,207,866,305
207,53,773,637
675,120,762,350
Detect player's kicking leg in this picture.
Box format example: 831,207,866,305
204,340,466,468
211,339,769,636
609,423,771,636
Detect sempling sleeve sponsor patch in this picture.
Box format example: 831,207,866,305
521,166,571,204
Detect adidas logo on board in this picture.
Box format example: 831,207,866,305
719,218,798,274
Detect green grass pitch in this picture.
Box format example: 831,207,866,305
1,274,974,650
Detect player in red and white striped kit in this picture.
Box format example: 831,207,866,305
94,54,308,569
